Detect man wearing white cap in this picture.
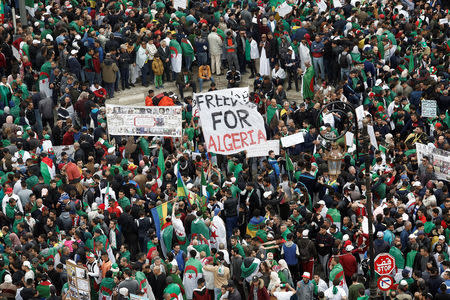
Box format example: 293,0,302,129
296,272,313,300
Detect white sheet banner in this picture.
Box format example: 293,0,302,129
105,104,182,137
281,132,305,148
193,87,266,155
246,140,280,158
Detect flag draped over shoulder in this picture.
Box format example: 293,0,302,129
160,222,173,259
329,263,347,293
164,283,183,300
157,147,165,186
302,66,315,99
183,258,203,299
170,39,182,73
241,257,261,282
40,157,55,184
150,202,168,239
246,216,265,237
191,218,210,241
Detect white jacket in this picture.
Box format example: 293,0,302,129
208,32,223,55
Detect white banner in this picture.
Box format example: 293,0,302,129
246,140,280,158
416,143,450,181
193,88,266,155
281,132,305,148
421,100,437,118
105,104,182,137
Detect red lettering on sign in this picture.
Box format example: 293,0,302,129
232,133,240,150
224,134,233,151
240,132,249,148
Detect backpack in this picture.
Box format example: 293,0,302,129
339,53,349,68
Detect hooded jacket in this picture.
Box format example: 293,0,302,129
248,279,270,300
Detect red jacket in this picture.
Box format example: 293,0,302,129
340,252,357,279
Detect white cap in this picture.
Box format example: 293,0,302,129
230,177,236,183
439,235,445,240
263,191,272,198
399,280,408,286
409,234,416,239
32,39,41,45
119,288,128,296
412,181,422,187
318,200,325,205
71,49,78,55
17,131,23,136
375,79,382,86
4,274,12,283
75,34,81,40
302,272,311,279
302,229,309,237
342,234,349,241
377,231,384,238
46,34,53,41
345,245,354,252
23,261,32,269
186,183,193,190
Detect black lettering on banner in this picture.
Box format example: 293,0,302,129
224,111,238,129
236,109,251,128
212,112,222,130
205,94,214,109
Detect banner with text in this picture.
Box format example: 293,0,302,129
416,143,450,181
106,104,182,137
194,88,267,155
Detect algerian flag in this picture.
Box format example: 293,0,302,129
241,257,261,282
164,283,183,300
379,145,387,154
135,271,156,300
329,262,348,294
200,169,208,198
326,208,341,229
160,222,173,259
156,147,165,186
286,152,294,172
191,218,210,242
169,39,182,73
183,258,203,299
302,66,315,100
210,215,227,250
40,157,55,184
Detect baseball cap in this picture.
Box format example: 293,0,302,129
377,231,384,238
252,276,259,283
23,261,31,269
5,188,12,194
302,272,311,279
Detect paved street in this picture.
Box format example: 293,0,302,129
106,70,302,106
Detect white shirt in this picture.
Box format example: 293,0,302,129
324,286,347,300
273,291,295,300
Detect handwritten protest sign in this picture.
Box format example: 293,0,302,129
421,100,437,118
246,140,280,158
194,88,267,155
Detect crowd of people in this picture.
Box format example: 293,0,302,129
0,0,448,299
